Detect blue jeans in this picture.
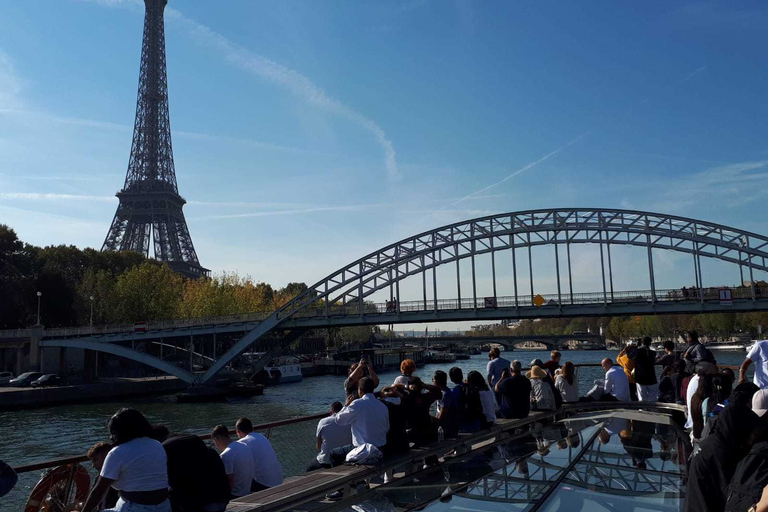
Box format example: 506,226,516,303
104,498,172,512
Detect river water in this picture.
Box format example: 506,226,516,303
0,349,749,509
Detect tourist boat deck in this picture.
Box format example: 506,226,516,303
222,402,687,512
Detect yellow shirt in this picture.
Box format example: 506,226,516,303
617,353,636,384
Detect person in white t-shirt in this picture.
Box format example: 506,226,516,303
81,408,170,512
740,340,768,388
306,401,353,472
212,425,255,499
234,417,284,492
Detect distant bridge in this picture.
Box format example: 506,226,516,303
3,208,767,384
395,333,605,351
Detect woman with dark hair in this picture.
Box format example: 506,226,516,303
691,374,714,442
82,408,170,512
671,359,690,405
555,362,579,403
466,370,495,429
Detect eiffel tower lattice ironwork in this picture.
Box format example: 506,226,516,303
102,0,208,279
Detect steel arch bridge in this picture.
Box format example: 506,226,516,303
39,208,768,384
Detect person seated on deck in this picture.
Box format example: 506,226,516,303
235,417,284,492
495,360,531,419
530,358,562,409
527,365,557,411
86,442,118,510
157,431,230,512
467,370,495,429
394,359,416,385
433,370,460,438
211,425,255,500
0,459,18,500
601,358,631,402
345,358,380,399
331,377,389,465
554,361,579,403
448,366,465,410
378,386,409,456
487,347,510,406
541,350,562,376
657,366,677,404
307,402,352,472
402,376,442,447
81,408,170,512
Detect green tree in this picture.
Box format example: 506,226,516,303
112,262,183,322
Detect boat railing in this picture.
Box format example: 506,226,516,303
11,412,327,475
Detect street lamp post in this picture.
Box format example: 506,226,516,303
90,295,95,327
36,291,42,326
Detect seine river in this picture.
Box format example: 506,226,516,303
0,349,748,509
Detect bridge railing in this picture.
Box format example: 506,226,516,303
282,285,762,320
2,286,762,341
0,310,274,340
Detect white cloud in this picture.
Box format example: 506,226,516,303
451,133,589,206
80,0,401,181
0,192,116,202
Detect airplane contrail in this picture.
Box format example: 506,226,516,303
451,132,589,206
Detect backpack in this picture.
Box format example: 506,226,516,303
725,442,768,512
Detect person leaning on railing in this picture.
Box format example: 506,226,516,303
307,402,352,472
235,418,284,492
81,408,170,512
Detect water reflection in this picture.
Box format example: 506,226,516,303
357,411,685,512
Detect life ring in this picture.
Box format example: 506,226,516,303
25,464,90,512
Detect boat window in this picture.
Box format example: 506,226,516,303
338,409,686,512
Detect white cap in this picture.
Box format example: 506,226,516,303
753,389,768,417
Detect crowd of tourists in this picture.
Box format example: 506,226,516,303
64,410,284,512
5,330,768,511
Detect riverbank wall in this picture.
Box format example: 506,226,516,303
0,376,186,411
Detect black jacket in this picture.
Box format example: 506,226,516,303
725,441,768,511
633,346,657,385
685,405,761,512
163,435,231,511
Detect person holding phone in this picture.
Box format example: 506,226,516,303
344,358,379,399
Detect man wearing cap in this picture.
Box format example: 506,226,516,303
739,340,768,389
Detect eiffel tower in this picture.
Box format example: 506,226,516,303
102,0,208,279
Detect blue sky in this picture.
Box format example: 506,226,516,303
1,0,767,327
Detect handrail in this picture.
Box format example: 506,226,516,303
2,284,766,341
11,412,328,474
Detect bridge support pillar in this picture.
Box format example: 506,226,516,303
59,347,68,375
27,327,44,372
15,347,25,376
83,349,98,383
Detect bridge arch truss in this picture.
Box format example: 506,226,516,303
202,208,768,382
